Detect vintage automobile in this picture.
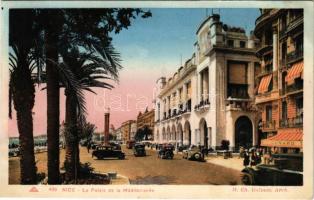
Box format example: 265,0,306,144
90,143,100,150
178,145,189,152
158,144,174,159
9,148,20,157
109,142,121,150
182,145,204,161
133,143,146,157
241,153,303,185
92,146,125,160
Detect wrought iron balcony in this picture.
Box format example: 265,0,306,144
286,82,303,95
286,15,303,33
194,98,210,111
280,116,303,128
180,99,192,114
287,50,303,64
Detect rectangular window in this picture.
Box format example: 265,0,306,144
296,97,303,117
240,41,246,48
282,101,287,120
227,40,234,47
266,105,272,122
295,35,303,54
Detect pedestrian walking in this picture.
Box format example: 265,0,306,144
87,143,91,153
256,148,262,164
250,150,257,167
239,146,244,159
243,150,250,167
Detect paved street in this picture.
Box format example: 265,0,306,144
9,145,241,185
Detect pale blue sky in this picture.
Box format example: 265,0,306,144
111,8,260,74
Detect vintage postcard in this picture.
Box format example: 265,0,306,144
0,0,313,199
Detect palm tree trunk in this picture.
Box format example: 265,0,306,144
64,91,80,182
46,31,60,184
12,65,37,184
17,106,37,184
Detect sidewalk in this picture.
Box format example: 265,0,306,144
110,174,130,185
148,146,244,171
205,155,244,171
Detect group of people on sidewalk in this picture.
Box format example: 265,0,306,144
240,147,274,167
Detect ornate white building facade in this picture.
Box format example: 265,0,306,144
154,14,260,150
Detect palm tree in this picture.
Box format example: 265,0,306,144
60,47,120,181
9,9,44,184
38,8,151,184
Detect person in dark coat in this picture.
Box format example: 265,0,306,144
87,143,91,153
243,150,250,167
250,151,257,166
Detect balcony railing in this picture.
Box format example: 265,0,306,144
286,82,303,95
280,116,303,128
226,100,253,111
256,44,273,56
286,15,303,33
287,50,303,64
185,99,192,113
262,120,276,130
194,99,210,111
255,9,271,25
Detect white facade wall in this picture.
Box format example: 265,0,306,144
154,14,259,151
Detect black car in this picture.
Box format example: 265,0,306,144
90,143,100,150
109,142,121,150
133,143,146,157
158,144,174,159
241,153,303,185
92,146,125,160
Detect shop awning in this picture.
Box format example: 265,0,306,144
258,74,272,94
261,132,303,148
285,61,304,85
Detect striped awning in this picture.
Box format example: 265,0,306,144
261,132,303,148
285,61,304,85
258,74,272,94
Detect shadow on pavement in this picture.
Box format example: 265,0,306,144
130,175,177,184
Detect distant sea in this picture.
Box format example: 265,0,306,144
9,136,48,146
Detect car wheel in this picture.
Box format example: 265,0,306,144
194,153,201,160
241,172,254,185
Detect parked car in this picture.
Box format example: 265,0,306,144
9,148,20,157
241,153,303,185
182,145,204,161
158,144,174,159
90,143,100,150
92,146,125,160
178,145,189,152
133,143,146,157
126,140,136,149
109,142,121,150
